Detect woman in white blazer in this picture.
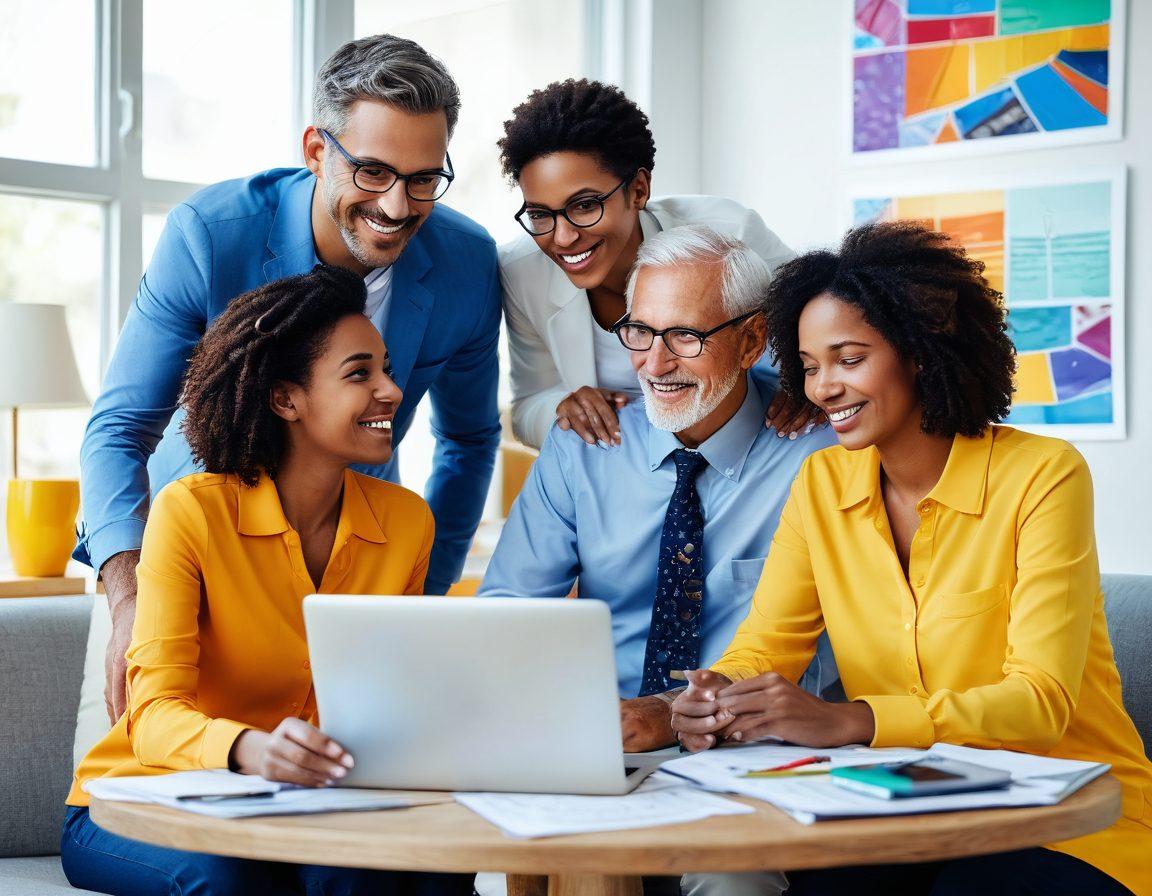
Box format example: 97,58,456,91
498,79,799,449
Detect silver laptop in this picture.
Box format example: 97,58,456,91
303,595,657,794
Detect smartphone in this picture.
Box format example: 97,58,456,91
830,755,1012,799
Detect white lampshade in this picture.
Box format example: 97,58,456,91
0,303,89,408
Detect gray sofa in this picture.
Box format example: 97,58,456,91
3,579,1151,894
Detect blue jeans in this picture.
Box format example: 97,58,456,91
62,806,474,896
785,847,1134,895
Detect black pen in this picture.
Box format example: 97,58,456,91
176,789,279,802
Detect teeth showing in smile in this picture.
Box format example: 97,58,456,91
363,217,403,235
649,383,691,394
359,420,392,430
829,403,864,422
561,248,593,264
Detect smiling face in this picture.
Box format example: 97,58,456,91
628,263,765,447
516,151,649,292
273,313,403,468
798,292,921,452
304,100,449,274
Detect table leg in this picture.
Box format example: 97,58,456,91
507,874,643,896
508,875,548,896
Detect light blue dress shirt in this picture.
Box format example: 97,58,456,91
480,376,838,698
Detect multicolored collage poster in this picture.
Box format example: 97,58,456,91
852,0,1122,158
851,170,1126,438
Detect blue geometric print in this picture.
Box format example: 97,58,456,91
639,448,708,696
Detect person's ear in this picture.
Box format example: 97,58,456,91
631,169,652,210
739,313,769,370
302,126,326,177
270,382,302,422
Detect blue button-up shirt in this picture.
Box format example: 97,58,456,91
480,376,838,698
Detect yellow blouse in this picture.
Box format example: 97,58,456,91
713,426,1152,894
69,469,434,806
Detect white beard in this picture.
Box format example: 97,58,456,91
639,366,741,433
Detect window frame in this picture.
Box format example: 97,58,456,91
0,0,611,381
0,0,337,378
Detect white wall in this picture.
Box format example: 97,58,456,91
676,0,1151,573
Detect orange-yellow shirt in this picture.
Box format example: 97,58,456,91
713,426,1152,894
69,469,434,806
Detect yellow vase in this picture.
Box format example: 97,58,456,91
6,479,80,577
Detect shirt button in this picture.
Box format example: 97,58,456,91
906,657,914,666
909,686,919,695
290,702,299,710
904,622,912,631
874,519,884,530
919,502,932,515
303,661,311,670
725,467,734,477
916,577,926,587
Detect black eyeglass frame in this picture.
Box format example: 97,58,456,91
513,175,634,236
319,129,455,201
610,309,761,359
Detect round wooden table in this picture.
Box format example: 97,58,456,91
91,777,1120,896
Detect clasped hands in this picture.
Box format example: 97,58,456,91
670,669,876,752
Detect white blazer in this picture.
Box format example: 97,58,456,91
499,194,795,448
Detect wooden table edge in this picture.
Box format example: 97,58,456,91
89,776,1121,876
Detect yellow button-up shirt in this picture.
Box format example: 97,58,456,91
713,426,1152,894
69,469,435,806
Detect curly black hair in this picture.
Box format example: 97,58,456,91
180,264,368,486
764,220,1016,438
498,78,656,182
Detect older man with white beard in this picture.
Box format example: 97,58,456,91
482,226,835,896
482,223,836,740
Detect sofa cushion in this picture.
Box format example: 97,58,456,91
0,855,101,895
73,597,113,770
1102,574,1152,757
0,597,91,858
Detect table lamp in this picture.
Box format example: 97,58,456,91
0,303,90,577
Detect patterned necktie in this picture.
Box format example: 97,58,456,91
639,448,709,697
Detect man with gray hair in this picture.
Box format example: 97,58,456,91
78,35,502,723
481,224,837,743
481,226,835,895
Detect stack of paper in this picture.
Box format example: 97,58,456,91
660,743,1109,825
85,769,413,819
455,778,754,839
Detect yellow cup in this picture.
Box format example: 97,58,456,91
6,479,80,577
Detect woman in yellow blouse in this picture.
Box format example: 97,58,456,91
671,222,1151,895
63,265,470,896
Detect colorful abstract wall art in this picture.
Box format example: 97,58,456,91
850,169,1126,439
852,0,1124,159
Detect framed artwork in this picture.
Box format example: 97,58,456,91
849,167,1126,439
851,0,1125,160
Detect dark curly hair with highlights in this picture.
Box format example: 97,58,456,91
498,78,656,182
180,264,367,486
764,220,1016,438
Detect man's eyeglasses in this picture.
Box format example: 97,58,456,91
514,176,633,236
320,129,454,201
611,310,761,359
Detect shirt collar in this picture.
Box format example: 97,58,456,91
639,207,663,242
836,431,994,515
237,469,388,543
646,375,765,482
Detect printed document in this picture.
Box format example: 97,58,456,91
455,779,754,838
85,769,417,819
660,742,1109,824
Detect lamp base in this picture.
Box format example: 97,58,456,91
6,478,80,578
